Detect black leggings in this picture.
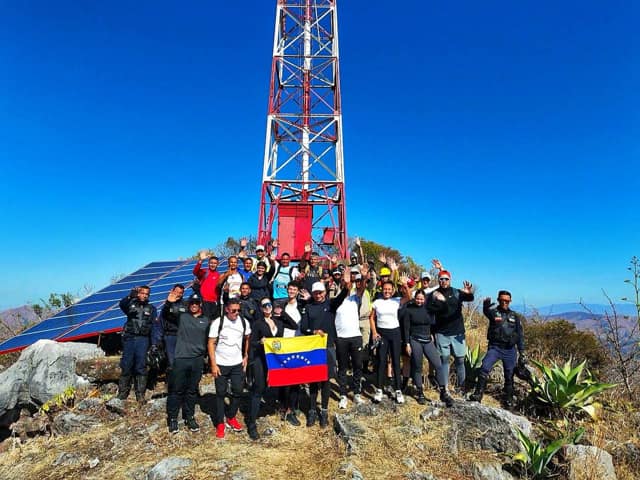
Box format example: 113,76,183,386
375,327,402,391
248,358,267,426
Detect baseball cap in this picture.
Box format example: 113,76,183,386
421,271,431,280
256,245,265,251
188,294,202,304
311,282,326,292
438,270,451,280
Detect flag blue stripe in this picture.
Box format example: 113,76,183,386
265,347,327,370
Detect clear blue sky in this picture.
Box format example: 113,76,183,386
0,1,637,310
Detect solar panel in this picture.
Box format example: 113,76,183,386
0,258,230,354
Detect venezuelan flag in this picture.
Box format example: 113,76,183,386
264,335,328,387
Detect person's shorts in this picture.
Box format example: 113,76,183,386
435,333,466,357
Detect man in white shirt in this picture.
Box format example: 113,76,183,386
208,298,251,439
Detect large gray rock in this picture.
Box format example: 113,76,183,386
564,445,617,480
443,402,531,454
147,457,193,480
0,340,104,425
53,412,102,434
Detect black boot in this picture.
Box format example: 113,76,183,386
135,375,147,403
469,374,487,403
503,381,514,408
439,387,454,407
117,375,132,400
416,390,427,405
248,422,260,440
306,408,317,427
319,408,329,428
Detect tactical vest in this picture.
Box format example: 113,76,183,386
124,300,154,336
488,310,520,347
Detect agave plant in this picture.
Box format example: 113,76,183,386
530,358,616,419
465,344,485,384
512,426,584,479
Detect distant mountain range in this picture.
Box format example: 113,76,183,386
518,303,639,317
0,305,39,339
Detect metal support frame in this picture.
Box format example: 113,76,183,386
258,0,347,259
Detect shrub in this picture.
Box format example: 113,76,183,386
530,358,616,419
513,426,584,479
465,343,484,385
525,319,610,372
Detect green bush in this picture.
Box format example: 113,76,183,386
513,426,584,479
525,319,610,372
530,358,616,419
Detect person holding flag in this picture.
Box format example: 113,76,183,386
246,298,298,440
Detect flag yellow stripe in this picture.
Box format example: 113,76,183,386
263,334,327,355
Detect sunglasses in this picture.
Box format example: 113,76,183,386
229,309,241,313
438,277,450,281
261,303,273,308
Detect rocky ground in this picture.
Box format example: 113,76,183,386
0,340,638,480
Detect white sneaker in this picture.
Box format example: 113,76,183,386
395,390,405,404
354,394,365,405
373,389,383,403
338,395,348,409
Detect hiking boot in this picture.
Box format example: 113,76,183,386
416,392,427,405
117,375,132,400
503,382,514,409
319,408,329,428
306,409,317,427
135,375,147,403
248,425,260,441
285,412,301,426
216,423,225,439
225,417,243,432
440,388,454,408
354,394,365,405
373,388,383,403
469,374,487,403
395,390,405,404
338,395,348,409
185,417,199,432
167,417,179,434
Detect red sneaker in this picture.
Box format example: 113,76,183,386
225,417,243,432
216,423,225,439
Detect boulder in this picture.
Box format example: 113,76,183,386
564,445,617,480
443,402,531,454
146,457,193,480
76,355,121,382
52,412,102,434
0,340,104,425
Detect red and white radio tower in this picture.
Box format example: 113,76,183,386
257,0,348,259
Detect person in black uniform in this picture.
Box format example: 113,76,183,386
163,293,210,433
469,290,526,407
160,284,187,368
117,285,157,402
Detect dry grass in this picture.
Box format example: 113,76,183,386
0,381,505,480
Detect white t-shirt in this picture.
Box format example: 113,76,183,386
225,272,244,299
335,294,362,338
283,302,302,338
209,315,252,366
372,297,401,329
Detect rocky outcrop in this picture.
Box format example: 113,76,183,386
428,402,532,454
146,457,193,480
564,445,617,480
0,340,104,425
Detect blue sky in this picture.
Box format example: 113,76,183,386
0,1,637,310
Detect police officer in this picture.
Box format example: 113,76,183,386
238,282,260,324
469,290,526,407
118,285,157,402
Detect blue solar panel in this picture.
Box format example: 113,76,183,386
0,259,215,354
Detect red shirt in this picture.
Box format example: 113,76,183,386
193,261,221,302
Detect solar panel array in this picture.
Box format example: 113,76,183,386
0,258,228,355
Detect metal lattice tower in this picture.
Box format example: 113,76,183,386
257,0,347,259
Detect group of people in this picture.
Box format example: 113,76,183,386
116,239,527,440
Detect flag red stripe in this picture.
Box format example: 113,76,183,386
267,365,328,387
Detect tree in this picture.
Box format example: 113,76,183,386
583,256,640,395
357,238,425,275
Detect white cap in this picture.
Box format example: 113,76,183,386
421,271,431,280
256,244,265,251
350,266,360,274
311,281,326,292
